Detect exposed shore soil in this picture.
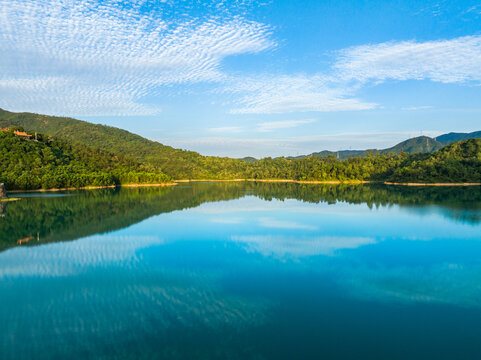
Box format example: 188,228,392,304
175,179,371,184
6,179,481,193
8,183,177,193
384,182,481,186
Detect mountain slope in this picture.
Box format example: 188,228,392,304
435,131,481,145
0,108,247,179
0,129,170,190
388,139,481,183
289,149,365,160
293,135,455,159
380,136,444,155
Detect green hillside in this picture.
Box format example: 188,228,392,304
435,131,481,145
1,108,479,186
295,136,446,160
380,136,444,155
0,108,248,179
0,129,170,190
388,139,481,183
289,150,365,160
238,156,258,163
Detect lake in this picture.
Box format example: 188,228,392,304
1,182,481,359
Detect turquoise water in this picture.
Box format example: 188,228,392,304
1,182,481,359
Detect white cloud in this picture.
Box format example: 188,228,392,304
402,105,433,111
225,35,481,115
0,0,274,116
256,119,315,132
209,126,244,133
334,35,481,84
466,4,481,15
226,74,377,114
169,130,443,157
2,1,481,119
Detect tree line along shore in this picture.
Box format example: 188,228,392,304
1,128,480,191
0,108,480,191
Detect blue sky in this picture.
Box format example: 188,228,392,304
1,0,481,157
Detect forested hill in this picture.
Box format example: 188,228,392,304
292,133,481,160
388,139,481,183
1,108,480,188
0,108,248,179
435,131,481,144
380,136,443,155
0,129,171,190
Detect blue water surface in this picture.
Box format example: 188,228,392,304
1,183,481,359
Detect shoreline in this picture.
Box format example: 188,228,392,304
6,179,481,193
175,179,372,184
8,183,177,193
384,182,481,186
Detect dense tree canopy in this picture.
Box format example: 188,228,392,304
0,129,171,190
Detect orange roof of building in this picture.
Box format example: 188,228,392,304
14,130,32,137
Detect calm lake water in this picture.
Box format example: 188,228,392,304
1,182,481,359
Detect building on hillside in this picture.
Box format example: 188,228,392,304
13,130,32,139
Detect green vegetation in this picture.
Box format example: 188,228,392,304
380,136,443,155
436,131,481,144
292,132,481,160
388,139,481,183
0,129,171,190
0,108,480,189
0,108,249,180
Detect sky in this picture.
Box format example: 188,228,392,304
1,0,481,157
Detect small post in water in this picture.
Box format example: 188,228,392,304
0,183,6,198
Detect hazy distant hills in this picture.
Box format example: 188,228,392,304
290,132,481,160
435,131,481,144
237,157,258,163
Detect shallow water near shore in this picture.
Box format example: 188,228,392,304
1,182,481,359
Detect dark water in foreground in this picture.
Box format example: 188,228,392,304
1,182,481,359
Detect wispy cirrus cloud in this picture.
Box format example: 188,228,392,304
225,35,481,115
209,126,244,133
402,105,433,111
334,35,481,84
0,0,274,116
226,74,377,114
2,0,481,119
207,119,316,134
170,130,443,157
256,119,316,132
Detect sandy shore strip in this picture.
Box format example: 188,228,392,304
175,179,371,184
8,183,177,193
384,182,481,186
6,179,481,193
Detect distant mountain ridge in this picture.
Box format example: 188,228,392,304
0,108,480,186
291,132,481,160
0,107,479,166
435,131,481,144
